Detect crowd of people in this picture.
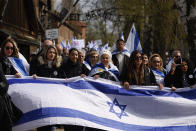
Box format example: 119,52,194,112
0,36,196,131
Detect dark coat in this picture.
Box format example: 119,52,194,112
62,59,89,78
164,66,196,88
35,64,66,78
30,49,47,76
112,53,129,75
120,66,157,86
32,55,66,78
0,57,17,75
0,63,22,131
29,52,41,75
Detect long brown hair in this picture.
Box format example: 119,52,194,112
127,50,144,85
0,37,19,58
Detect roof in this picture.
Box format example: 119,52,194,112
66,21,87,27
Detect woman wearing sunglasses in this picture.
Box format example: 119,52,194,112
120,50,156,90
149,54,167,90
0,37,22,77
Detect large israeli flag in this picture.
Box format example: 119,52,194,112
7,76,196,131
126,23,142,54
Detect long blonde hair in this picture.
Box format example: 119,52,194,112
38,45,62,67
149,54,163,71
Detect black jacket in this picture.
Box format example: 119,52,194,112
31,55,66,78
35,64,66,78
112,53,129,75
0,63,22,131
62,59,89,78
120,67,157,86
29,53,41,75
0,57,17,75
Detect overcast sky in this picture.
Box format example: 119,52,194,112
54,0,95,13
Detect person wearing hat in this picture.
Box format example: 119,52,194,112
89,50,119,82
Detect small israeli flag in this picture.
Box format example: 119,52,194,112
60,40,66,49
126,23,142,54
120,32,124,41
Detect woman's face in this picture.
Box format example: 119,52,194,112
79,52,85,63
90,53,99,64
151,56,161,69
4,42,14,57
69,50,78,63
181,61,188,72
134,53,142,66
101,54,110,66
47,48,56,61
142,55,148,65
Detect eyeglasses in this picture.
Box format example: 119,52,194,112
91,56,98,59
135,56,142,60
5,46,13,50
152,60,161,63
174,56,181,59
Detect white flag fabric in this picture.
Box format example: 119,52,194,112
71,39,85,50
166,59,173,72
60,40,66,49
126,23,142,54
86,41,94,49
7,76,196,131
120,32,124,41
8,53,29,76
100,43,109,52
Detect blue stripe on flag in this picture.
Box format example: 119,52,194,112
134,32,140,50
14,107,196,131
13,58,28,76
8,78,196,99
8,78,63,85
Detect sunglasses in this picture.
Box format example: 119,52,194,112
152,60,161,63
174,56,181,59
5,46,13,50
135,56,142,60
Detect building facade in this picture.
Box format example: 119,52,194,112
0,0,86,61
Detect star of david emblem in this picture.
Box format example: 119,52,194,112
107,98,128,119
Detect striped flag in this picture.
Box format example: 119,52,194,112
7,76,196,131
120,32,124,41
60,40,66,49
8,53,29,76
126,23,142,54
